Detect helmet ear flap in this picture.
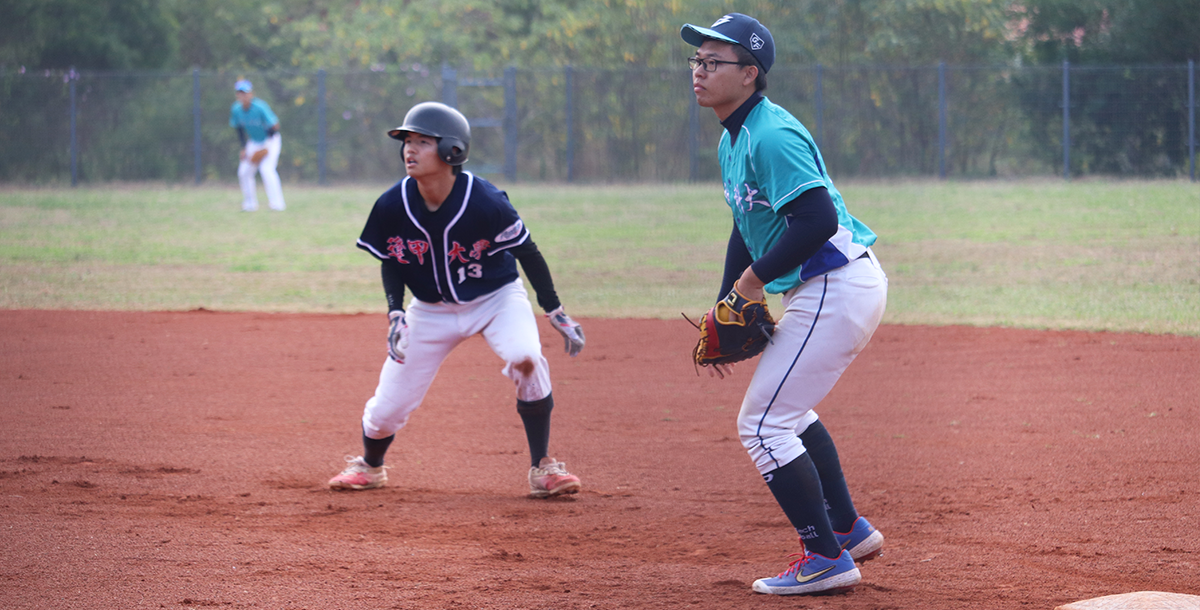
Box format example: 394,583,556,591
438,137,468,166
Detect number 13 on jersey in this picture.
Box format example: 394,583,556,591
457,263,483,283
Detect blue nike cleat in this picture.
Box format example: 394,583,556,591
752,549,861,595
835,516,884,562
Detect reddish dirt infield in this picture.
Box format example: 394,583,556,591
1,310,1197,610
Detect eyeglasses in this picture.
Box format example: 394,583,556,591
688,56,744,72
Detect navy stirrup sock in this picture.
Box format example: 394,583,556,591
763,452,841,558
799,420,858,533
517,394,554,467
362,433,394,468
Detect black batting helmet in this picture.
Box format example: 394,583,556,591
387,102,471,166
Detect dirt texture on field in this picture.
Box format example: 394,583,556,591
1,310,1197,610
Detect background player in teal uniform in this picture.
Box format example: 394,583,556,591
229,79,286,212
681,13,889,596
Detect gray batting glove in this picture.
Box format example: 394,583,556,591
387,309,409,364
546,306,585,357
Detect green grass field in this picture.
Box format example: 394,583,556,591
1,179,1197,335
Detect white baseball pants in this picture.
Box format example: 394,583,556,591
738,250,888,475
362,279,552,440
238,133,285,211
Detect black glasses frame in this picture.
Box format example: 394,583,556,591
687,56,744,72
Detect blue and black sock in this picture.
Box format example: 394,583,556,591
517,393,554,467
764,452,841,558
799,420,859,533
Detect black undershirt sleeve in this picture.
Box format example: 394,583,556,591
749,186,839,285
266,124,278,137
235,127,246,147
717,224,755,303
509,238,562,313
380,261,406,312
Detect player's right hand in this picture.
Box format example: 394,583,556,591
387,310,409,364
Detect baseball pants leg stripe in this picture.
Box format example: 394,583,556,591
752,277,828,471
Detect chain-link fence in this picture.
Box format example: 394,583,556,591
1,62,1195,185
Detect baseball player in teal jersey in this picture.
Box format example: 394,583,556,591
229,80,286,212
682,13,888,596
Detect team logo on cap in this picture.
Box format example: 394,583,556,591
749,33,765,50
712,15,733,27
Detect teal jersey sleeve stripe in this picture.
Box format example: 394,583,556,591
773,179,827,209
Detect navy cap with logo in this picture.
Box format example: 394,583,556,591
680,13,775,74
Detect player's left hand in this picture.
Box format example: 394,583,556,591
387,309,409,364
686,281,775,373
546,306,585,357
735,271,767,302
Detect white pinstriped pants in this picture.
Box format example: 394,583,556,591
737,250,888,475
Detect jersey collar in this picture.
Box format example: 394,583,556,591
406,171,469,216
719,91,764,146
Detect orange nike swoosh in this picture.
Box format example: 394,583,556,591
794,565,835,583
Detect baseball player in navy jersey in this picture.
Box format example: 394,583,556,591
229,80,286,212
681,13,889,596
328,102,586,498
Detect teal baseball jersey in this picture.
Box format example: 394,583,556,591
229,98,279,143
719,97,877,294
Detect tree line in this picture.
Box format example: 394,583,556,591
3,0,1196,72
1,1,1195,183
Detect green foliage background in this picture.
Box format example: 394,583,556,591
3,1,1197,184
4,1,1197,72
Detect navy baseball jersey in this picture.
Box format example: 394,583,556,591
357,171,530,305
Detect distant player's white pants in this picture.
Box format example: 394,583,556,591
738,250,888,475
362,279,552,439
238,133,285,211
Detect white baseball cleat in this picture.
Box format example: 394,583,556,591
328,456,387,490
528,457,581,498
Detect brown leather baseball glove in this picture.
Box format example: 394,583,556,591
686,284,776,369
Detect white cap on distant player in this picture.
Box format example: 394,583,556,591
234,79,253,92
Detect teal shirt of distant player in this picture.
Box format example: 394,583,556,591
229,98,278,143
719,96,877,294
